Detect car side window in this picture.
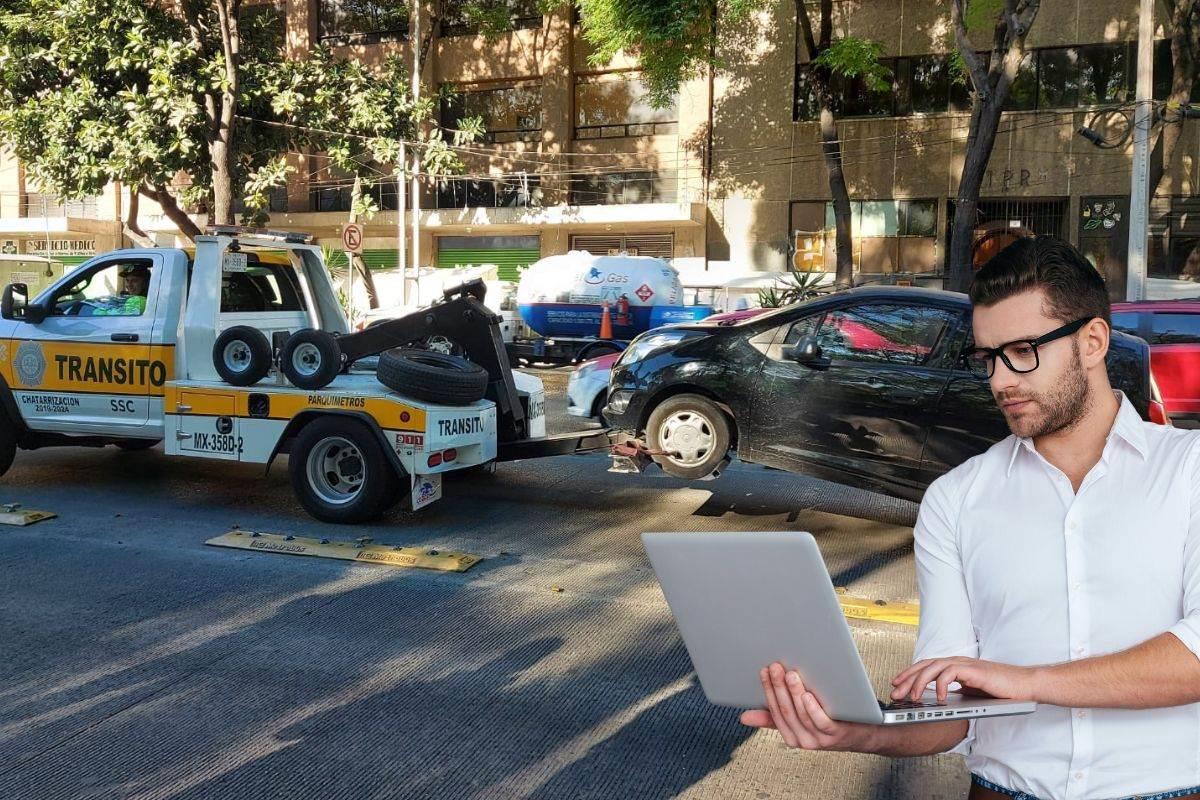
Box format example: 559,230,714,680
815,304,956,367
1149,313,1200,345
1110,311,1140,338
49,259,154,318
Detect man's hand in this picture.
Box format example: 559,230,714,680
739,662,876,751
890,657,1037,703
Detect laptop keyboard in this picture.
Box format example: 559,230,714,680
880,699,945,710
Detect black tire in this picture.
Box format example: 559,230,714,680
377,349,489,405
576,342,622,363
645,394,731,480
213,326,272,386
115,439,159,452
289,416,401,524
280,329,343,390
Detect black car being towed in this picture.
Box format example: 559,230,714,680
604,286,1163,502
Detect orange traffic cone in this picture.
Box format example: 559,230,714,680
598,302,614,340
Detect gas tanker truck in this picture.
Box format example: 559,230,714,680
507,251,712,364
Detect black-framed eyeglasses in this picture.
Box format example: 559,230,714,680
963,317,1094,379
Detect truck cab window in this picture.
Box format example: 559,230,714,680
50,259,154,317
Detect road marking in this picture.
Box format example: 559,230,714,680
836,587,919,627
205,530,482,572
0,504,55,526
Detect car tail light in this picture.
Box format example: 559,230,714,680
1149,400,1171,426
427,452,443,468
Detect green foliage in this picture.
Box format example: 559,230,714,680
0,0,479,231
757,266,832,308
578,0,769,108
964,0,1006,35
812,38,892,92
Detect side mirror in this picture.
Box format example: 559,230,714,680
785,335,830,369
2,283,27,321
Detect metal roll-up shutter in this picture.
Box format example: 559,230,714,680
435,235,541,282
569,233,673,259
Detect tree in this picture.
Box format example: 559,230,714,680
1153,0,1199,195
945,0,1042,292
0,0,475,254
577,0,887,287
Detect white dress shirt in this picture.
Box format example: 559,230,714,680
913,392,1200,800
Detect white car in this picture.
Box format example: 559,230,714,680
567,352,621,422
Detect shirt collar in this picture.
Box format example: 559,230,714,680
1005,391,1148,477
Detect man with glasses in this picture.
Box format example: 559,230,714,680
743,237,1200,799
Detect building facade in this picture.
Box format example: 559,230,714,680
0,0,1196,299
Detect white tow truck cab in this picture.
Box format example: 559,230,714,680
0,229,593,523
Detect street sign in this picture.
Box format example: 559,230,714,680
341,223,364,254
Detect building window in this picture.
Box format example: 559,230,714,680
795,43,1136,120
440,83,543,144
1154,39,1200,102
22,194,98,218
574,73,678,139
1149,197,1200,281
569,171,677,205
791,199,938,274
233,185,290,215
318,0,409,45
433,174,542,209
441,0,542,36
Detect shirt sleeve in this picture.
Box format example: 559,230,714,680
1167,437,1200,659
911,470,979,756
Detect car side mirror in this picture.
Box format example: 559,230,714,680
785,335,830,369
2,283,28,322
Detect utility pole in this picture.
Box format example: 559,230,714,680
411,0,422,306
1126,0,1154,301
397,147,407,308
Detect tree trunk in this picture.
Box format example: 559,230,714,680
1152,0,1198,193
209,0,241,227
819,102,854,287
140,185,203,241
348,175,380,309
122,190,157,248
947,97,1005,291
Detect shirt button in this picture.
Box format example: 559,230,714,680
1075,772,1084,780
1067,520,1078,530
1076,710,1087,719
1074,646,1085,655
1072,582,1081,590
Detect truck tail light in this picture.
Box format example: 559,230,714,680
427,452,443,468
443,448,457,463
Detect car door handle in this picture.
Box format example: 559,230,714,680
110,333,139,342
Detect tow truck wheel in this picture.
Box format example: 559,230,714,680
289,417,400,524
213,326,272,386
280,329,343,390
645,394,731,480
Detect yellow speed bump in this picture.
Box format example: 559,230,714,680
205,530,482,573
835,587,919,627
0,503,56,526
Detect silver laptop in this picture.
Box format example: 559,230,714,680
641,531,1037,725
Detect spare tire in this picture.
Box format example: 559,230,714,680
213,326,272,386
280,329,343,390
377,348,489,405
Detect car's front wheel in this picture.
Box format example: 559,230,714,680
645,394,731,480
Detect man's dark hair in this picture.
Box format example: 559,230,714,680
968,236,1111,325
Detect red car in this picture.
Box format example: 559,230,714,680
1112,301,1200,426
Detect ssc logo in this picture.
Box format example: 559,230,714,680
14,341,45,386
215,416,233,435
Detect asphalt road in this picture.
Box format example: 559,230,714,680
0,368,969,799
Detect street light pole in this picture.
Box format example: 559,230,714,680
397,145,407,309
411,0,422,307
1126,0,1154,301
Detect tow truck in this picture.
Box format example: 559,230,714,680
0,228,610,523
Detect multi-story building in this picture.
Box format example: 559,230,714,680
0,0,1195,300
